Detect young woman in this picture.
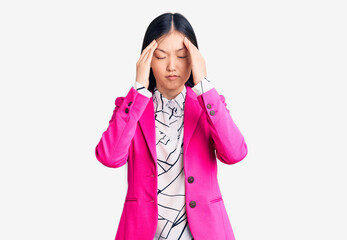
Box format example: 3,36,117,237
95,12,248,240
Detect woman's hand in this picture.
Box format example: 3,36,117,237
135,39,158,89
183,37,207,85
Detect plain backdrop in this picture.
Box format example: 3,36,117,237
1,0,346,239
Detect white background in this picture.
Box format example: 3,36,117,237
1,0,346,239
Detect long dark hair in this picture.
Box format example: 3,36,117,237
141,12,199,93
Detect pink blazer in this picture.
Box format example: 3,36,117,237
95,83,248,240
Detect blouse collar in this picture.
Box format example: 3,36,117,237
153,85,186,111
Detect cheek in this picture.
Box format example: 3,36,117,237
151,61,160,71
179,61,191,73
151,61,165,77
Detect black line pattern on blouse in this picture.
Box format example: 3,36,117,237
152,86,194,240
133,80,213,240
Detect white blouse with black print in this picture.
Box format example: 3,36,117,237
133,77,214,240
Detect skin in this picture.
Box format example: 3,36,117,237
135,29,207,100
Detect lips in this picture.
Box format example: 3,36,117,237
166,75,179,80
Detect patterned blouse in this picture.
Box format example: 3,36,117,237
133,77,214,240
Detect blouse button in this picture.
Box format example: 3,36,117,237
151,174,155,177
187,176,194,183
207,104,211,109
189,201,196,208
125,108,129,113
210,110,215,116
128,101,132,106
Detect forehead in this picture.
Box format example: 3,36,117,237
155,32,187,53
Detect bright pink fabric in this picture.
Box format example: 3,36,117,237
95,84,248,240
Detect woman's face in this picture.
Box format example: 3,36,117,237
151,31,192,96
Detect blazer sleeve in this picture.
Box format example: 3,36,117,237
196,85,248,165
95,86,151,168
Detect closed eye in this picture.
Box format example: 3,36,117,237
156,56,187,59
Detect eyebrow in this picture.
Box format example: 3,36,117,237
155,47,186,54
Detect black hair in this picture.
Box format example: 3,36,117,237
141,12,199,92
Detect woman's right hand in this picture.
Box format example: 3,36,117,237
135,39,158,89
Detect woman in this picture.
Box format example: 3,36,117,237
95,12,248,240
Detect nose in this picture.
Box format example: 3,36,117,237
166,55,177,72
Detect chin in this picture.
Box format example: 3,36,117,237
168,82,184,88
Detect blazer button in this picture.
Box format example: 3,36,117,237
189,201,196,208
125,108,129,113
210,110,215,116
188,176,194,183
207,104,211,109
128,101,132,106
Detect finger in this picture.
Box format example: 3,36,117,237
186,37,198,54
142,40,157,63
184,37,196,61
183,37,194,64
140,44,156,66
139,39,157,62
144,41,157,63
138,39,156,62
183,37,190,52
140,49,151,64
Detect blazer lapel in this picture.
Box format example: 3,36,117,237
138,85,202,164
183,85,202,160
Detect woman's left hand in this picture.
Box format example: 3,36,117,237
183,37,207,86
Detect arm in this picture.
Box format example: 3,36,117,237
193,77,248,164
95,84,151,168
